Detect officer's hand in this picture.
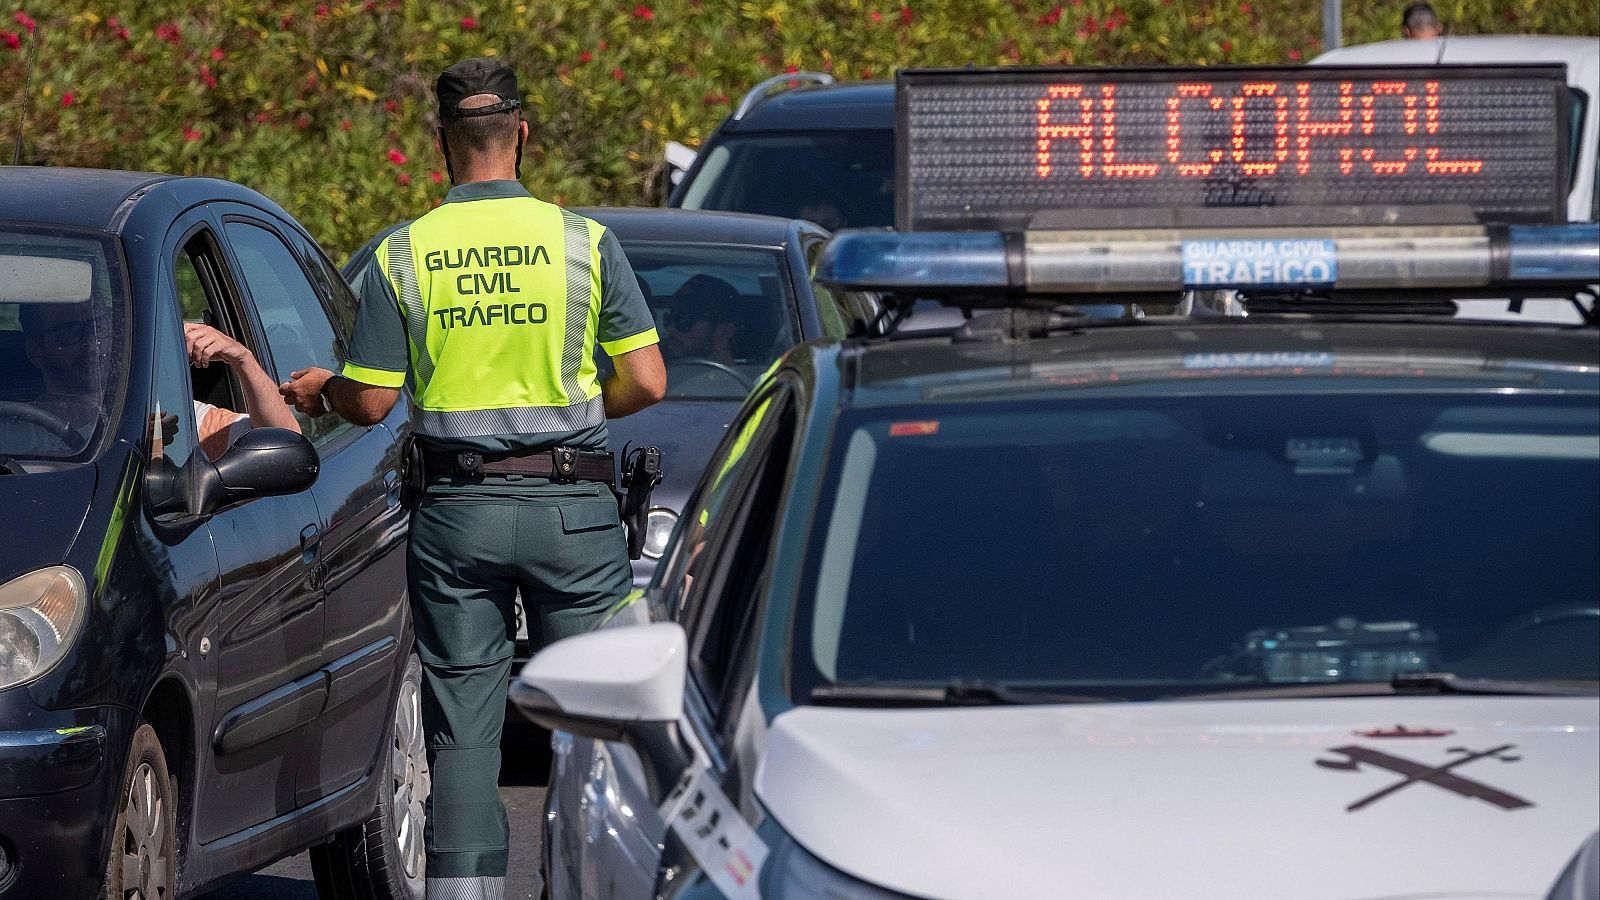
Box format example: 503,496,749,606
280,367,335,417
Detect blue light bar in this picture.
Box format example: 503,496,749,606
816,231,1007,291
1507,224,1600,284
816,224,1600,295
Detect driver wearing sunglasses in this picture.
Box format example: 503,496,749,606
662,274,740,368
22,303,298,459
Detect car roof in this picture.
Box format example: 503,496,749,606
729,81,894,132
0,166,296,233
572,206,815,247
0,166,172,230
1313,35,1599,93
832,319,1599,408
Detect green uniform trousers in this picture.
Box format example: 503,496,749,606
407,476,632,881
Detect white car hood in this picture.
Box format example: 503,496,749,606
754,697,1599,900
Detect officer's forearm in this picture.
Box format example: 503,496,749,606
326,376,402,426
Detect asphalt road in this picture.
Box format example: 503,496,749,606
201,721,551,900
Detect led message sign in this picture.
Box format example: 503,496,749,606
897,65,1569,230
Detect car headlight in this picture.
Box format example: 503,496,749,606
766,832,916,900
0,566,86,690
642,507,677,560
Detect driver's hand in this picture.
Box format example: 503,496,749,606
184,323,251,369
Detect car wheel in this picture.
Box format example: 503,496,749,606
104,721,176,900
310,652,428,900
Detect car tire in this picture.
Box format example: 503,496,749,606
104,721,176,900
310,652,428,900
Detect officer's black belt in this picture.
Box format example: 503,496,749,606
423,446,615,486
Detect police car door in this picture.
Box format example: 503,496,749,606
657,381,800,899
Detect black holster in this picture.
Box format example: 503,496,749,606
399,435,426,509
618,445,663,560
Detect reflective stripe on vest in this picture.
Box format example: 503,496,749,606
376,197,606,440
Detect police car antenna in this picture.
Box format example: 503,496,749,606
10,25,40,166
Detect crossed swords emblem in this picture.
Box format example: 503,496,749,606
1316,744,1534,812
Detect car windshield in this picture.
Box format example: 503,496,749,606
794,391,1600,701
0,225,127,466
676,130,894,229
622,243,799,400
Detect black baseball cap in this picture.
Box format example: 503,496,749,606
436,58,522,119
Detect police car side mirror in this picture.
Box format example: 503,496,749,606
510,622,693,804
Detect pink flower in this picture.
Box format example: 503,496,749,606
315,5,329,18
1221,39,1233,53
869,10,881,21
115,26,129,39
61,93,74,107
1288,49,1302,61
632,4,652,19
199,64,217,88
383,99,398,112
183,127,202,141
460,16,475,29
611,67,625,80
1239,2,1252,11
579,50,591,62
0,31,18,50
387,149,407,165
597,40,607,49
784,64,799,73
295,113,310,129
279,15,294,28
155,23,181,44
430,170,443,183
1038,6,1062,25
13,11,35,34
339,118,352,131
860,67,874,79
211,48,224,60
899,5,912,25
397,173,411,186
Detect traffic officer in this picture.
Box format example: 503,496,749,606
282,57,666,900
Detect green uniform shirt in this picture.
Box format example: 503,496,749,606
343,180,657,453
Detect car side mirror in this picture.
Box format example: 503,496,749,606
147,427,320,519
510,622,693,804
191,427,319,516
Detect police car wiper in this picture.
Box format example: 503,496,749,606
808,680,1120,707
1390,672,1599,697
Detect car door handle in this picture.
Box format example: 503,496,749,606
384,470,401,508
300,523,321,565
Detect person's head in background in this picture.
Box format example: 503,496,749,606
1401,2,1444,40
663,275,740,365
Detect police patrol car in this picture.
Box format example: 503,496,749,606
512,63,1600,900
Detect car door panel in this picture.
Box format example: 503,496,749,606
212,206,407,803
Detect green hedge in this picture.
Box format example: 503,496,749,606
2,1,1594,258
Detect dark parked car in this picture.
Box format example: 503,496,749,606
666,74,894,230
0,167,424,900
575,208,877,579
345,207,880,583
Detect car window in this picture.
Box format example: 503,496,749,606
674,387,795,711
146,293,201,518
794,393,1600,700
624,243,798,400
174,231,259,439
286,229,359,340
677,130,895,229
222,219,352,446
0,225,126,463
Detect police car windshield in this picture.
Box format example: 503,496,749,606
676,131,895,229
625,243,799,400
0,226,126,466
794,391,1600,703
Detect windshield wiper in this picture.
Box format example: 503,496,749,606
0,456,25,475
809,680,1120,707
1391,672,1599,697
